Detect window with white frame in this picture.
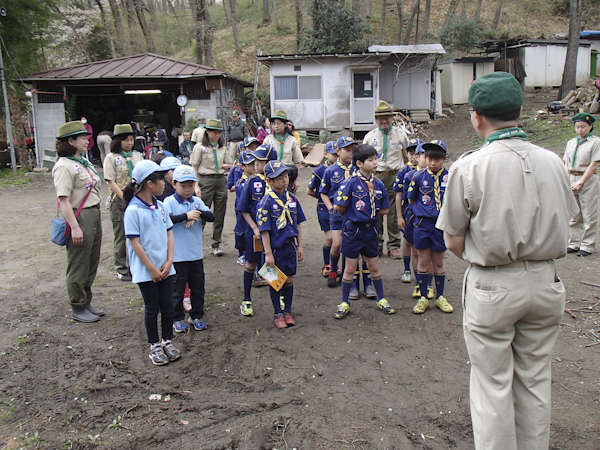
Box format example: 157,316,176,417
274,75,322,100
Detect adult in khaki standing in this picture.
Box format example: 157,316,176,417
191,119,233,256
437,72,578,450
96,130,112,167
103,125,144,281
191,116,206,144
226,110,248,161
563,113,600,256
52,122,104,322
363,101,408,259
263,110,303,192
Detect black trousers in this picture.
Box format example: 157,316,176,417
173,259,205,321
138,275,175,344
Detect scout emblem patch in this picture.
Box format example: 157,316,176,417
422,194,431,206
355,199,366,211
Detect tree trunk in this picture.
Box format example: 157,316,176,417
229,0,241,53
222,0,229,23
491,0,502,29
52,6,91,62
295,0,302,52
145,0,161,51
396,0,402,45
380,0,386,44
165,0,182,28
95,0,117,58
443,0,460,28
262,0,270,25
367,0,372,16
352,0,360,12
195,0,204,63
8,90,30,171
473,0,483,24
133,0,156,52
203,0,214,66
403,0,419,45
124,0,141,52
560,0,582,99
461,0,466,18
107,0,127,54
273,0,280,30
422,0,431,37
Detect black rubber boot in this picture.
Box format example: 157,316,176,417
71,306,100,323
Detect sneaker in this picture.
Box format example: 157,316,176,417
427,285,435,300
183,297,192,312
211,247,224,256
322,265,331,278
389,248,402,260
401,271,412,283
240,301,254,316
148,346,169,366
567,247,579,254
376,298,395,314
577,250,592,257
116,272,132,282
188,317,208,330
327,271,338,288
413,297,429,314
284,313,296,326
412,286,421,299
435,296,453,313
334,302,350,319
162,341,181,361
349,285,360,300
252,274,262,288
257,276,270,287
364,284,377,299
274,314,288,329
237,255,246,265
172,320,189,333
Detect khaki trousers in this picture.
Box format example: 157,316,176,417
463,260,565,450
229,141,242,162
66,206,102,307
97,135,111,166
198,174,227,247
568,173,599,253
109,196,129,275
374,173,401,251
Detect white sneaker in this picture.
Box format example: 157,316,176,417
237,255,246,265
401,271,412,283
211,247,224,256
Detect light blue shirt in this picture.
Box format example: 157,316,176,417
163,193,210,262
124,196,175,284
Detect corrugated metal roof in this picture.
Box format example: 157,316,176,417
22,53,252,85
368,44,446,54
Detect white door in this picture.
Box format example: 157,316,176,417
352,72,376,126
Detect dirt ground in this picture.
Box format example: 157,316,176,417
1,103,600,449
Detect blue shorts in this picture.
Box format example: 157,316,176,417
244,229,262,262
341,221,379,259
329,208,343,231
234,233,246,252
413,216,446,253
403,212,415,245
273,240,298,277
317,204,330,232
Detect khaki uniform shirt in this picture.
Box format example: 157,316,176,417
263,134,304,165
52,157,102,209
363,126,408,172
437,138,578,266
190,144,233,175
191,126,206,144
563,134,600,172
103,151,144,186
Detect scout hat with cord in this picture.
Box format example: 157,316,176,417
373,101,394,116
57,121,106,183
206,118,224,130
108,124,137,204
270,110,289,123
111,124,135,139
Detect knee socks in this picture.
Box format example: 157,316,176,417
243,268,254,301
434,272,445,298
403,256,411,273
341,278,353,305
362,261,372,289
416,271,432,299
372,275,384,300
352,268,360,291
323,245,331,267
282,283,294,313
330,253,340,273
270,286,283,315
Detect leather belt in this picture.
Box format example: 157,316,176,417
569,171,585,176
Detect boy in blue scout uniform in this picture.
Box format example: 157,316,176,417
228,137,260,192
332,144,393,319
257,160,306,329
407,140,452,314
164,165,215,332
307,141,339,278
233,151,257,266
238,144,278,317
320,136,356,288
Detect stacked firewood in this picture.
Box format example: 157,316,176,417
561,87,600,114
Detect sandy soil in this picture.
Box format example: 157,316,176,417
0,104,599,449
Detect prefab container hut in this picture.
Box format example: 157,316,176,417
438,57,495,105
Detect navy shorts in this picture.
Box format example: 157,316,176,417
317,204,330,232
234,233,246,252
273,240,298,276
244,229,262,262
341,221,379,259
413,216,446,253
403,212,415,245
329,208,343,231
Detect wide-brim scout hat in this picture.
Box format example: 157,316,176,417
112,124,134,139
56,121,88,140
468,72,524,115
325,141,338,154
406,137,424,152
421,139,448,154
131,160,169,185
173,165,197,183
243,136,261,148
239,150,256,165
206,118,224,131
337,136,356,149
250,143,277,161
264,160,288,179
374,101,394,117
572,113,596,125
160,156,182,171
270,110,289,123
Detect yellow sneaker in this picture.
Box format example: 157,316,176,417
412,285,421,299
413,297,429,314
240,301,254,317
435,296,453,313
427,285,435,300
376,298,395,315
334,302,350,319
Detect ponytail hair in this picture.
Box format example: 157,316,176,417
122,171,166,208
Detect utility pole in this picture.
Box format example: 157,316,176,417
0,6,17,176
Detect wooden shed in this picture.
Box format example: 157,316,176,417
438,57,495,105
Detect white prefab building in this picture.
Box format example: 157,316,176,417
258,44,445,133
438,57,495,105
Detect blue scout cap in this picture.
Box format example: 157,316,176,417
172,165,197,183
237,141,245,156
239,150,256,165
243,136,261,148
325,141,338,154
406,138,424,151
162,150,174,157
250,143,277,161
414,144,425,154
160,156,182,170
131,160,168,185
264,160,289,179
337,136,356,149
421,140,447,154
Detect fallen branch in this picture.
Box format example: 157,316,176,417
581,281,600,288
564,309,577,319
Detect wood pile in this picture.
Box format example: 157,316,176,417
561,87,600,114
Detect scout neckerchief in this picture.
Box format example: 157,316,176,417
338,161,352,179
483,127,528,145
118,150,135,180
379,127,392,162
209,141,220,174
65,155,105,183
268,189,293,229
571,133,593,170
273,132,290,160
427,168,444,211
356,170,376,219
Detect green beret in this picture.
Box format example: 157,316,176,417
205,118,224,130
468,72,524,115
572,113,596,125
56,121,88,140
270,110,289,122
112,124,134,139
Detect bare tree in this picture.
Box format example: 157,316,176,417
422,0,431,37
352,0,360,12
443,0,460,28
380,0,386,43
52,6,91,62
229,0,242,53
474,0,483,24
107,0,128,53
560,0,582,99
222,0,229,22
403,0,419,45
165,0,182,28
124,0,141,52
203,0,214,66
273,0,280,30
195,0,204,63
491,0,502,29
262,0,271,25
396,0,402,45
145,0,161,51
94,0,117,58
367,0,372,16
133,0,156,52
295,0,303,52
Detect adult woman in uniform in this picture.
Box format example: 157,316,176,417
103,124,144,280
564,113,600,256
263,110,303,192
53,122,104,322
190,119,232,256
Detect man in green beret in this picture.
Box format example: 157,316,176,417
564,112,600,256
437,72,578,450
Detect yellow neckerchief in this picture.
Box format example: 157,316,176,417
408,162,417,169
427,168,444,210
356,170,376,218
337,160,352,179
268,188,293,229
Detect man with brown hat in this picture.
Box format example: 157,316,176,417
437,72,578,450
363,101,408,258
